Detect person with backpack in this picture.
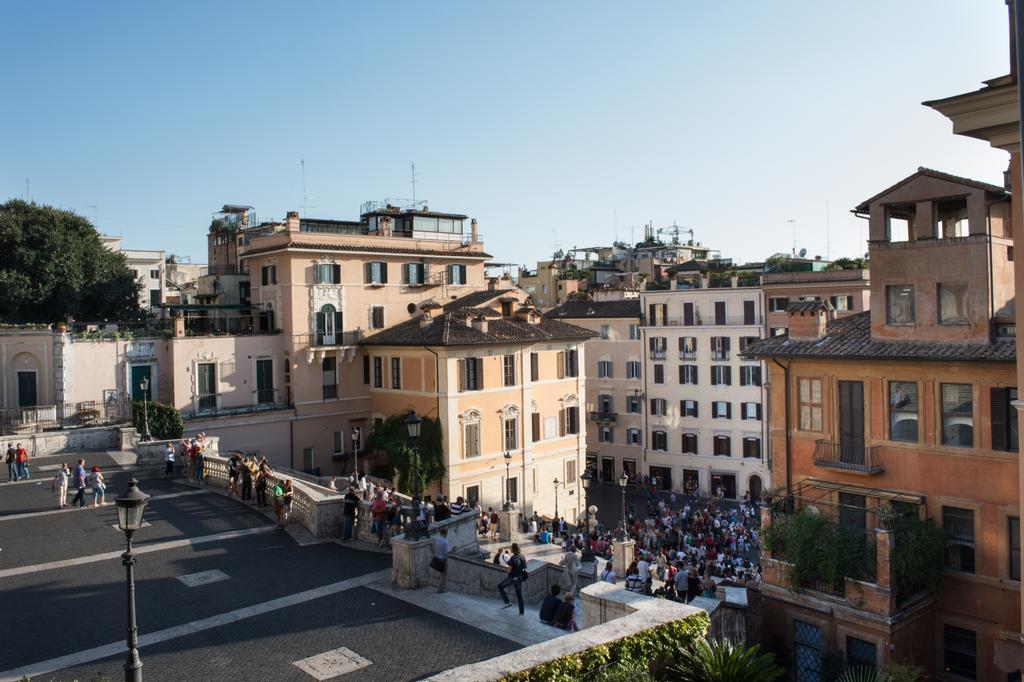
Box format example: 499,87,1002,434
497,543,528,615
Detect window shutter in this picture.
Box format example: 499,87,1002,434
992,387,1009,451
740,368,748,386
726,402,732,419
649,338,656,352
532,413,541,442
380,263,388,283
556,352,565,379
724,367,732,385
723,337,731,352
693,366,697,385
446,264,454,284
334,311,343,335
362,355,370,384
757,403,763,420
558,409,566,436
475,358,484,389
459,359,466,392
331,264,341,283
693,401,699,418
711,368,719,386
315,312,325,344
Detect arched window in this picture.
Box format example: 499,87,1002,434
316,304,342,345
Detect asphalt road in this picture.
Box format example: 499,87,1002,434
0,454,519,681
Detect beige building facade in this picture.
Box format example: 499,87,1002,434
362,289,594,518
640,284,769,500
544,300,644,484
762,269,870,336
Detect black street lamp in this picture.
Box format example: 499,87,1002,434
139,376,151,442
618,470,630,532
405,411,426,540
502,451,512,511
553,478,561,521
351,427,361,477
116,478,150,682
580,467,595,562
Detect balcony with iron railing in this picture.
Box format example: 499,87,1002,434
649,350,667,360
298,330,364,349
589,411,618,423
812,439,884,475
760,499,940,618
186,389,292,419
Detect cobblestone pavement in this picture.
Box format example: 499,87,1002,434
0,454,519,681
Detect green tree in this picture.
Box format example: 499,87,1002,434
363,412,444,494
669,639,784,682
132,401,183,440
0,200,143,323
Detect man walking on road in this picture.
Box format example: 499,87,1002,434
15,443,29,480
497,543,528,615
71,458,87,508
5,443,15,482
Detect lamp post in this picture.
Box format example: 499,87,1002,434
553,478,561,521
580,467,595,562
351,427,361,477
405,411,425,540
502,451,512,511
618,470,629,533
139,376,151,442
116,478,150,682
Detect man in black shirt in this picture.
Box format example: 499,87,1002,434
342,487,360,541
434,496,451,522
539,584,561,625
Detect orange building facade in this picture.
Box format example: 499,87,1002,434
749,170,1018,681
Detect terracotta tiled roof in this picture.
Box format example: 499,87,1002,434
853,167,1008,213
360,313,597,347
441,289,517,311
544,300,641,319
244,241,492,259
787,300,834,313
744,311,1015,362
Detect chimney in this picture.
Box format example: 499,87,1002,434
487,277,498,291
418,310,433,328
515,307,540,325
471,218,479,243
173,313,186,338
471,314,489,333
285,211,300,233
787,301,835,341
379,215,393,237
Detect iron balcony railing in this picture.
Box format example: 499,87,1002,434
301,330,364,348
589,411,618,423
649,350,667,360
812,439,884,474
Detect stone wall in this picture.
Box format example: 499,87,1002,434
428,581,709,681
0,425,124,456
137,436,221,465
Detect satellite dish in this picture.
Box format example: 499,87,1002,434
798,248,808,258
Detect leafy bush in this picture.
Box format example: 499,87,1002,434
501,613,709,681
669,639,784,682
131,400,183,440
890,515,945,599
763,507,874,591
363,412,443,494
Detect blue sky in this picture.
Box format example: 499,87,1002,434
1,1,1011,267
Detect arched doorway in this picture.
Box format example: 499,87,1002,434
748,475,763,501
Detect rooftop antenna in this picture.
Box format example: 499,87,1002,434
787,219,797,257
300,159,316,216
410,162,419,207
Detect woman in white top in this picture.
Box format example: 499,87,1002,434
52,464,69,509
600,562,616,584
